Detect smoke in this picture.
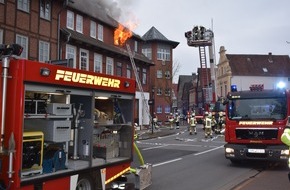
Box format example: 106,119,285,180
93,0,138,24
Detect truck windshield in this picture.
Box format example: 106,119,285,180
228,97,287,120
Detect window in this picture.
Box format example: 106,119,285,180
66,44,76,68
157,45,170,61
106,57,114,75
137,67,140,80
116,62,122,76
76,15,83,33
165,71,171,79
0,29,3,44
98,24,103,41
94,53,102,73
224,84,227,97
39,41,49,62
165,106,171,114
157,88,162,96
157,70,162,79
40,0,51,20
17,0,30,12
156,106,162,114
126,64,131,78
142,68,147,84
90,21,96,38
165,88,171,96
134,41,138,52
79,49,89,71
142,47,152,60
16,34,28,59
67,10,74,30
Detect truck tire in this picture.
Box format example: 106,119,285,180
76,174,94,190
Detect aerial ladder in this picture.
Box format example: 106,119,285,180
126,44,152,128
185,26,216,110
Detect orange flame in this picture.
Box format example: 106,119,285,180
114,24,132,46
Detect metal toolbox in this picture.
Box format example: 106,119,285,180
47,103,72,116
25,119,71,142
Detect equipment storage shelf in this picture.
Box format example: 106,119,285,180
92,124,133,162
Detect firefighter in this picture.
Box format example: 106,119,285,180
189,113,197,135
175,113,180,129
204,112,213,138
281,119,290,181
215,111,225,134
153,112,158,129
168,113,174,130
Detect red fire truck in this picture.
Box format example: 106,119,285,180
224,85,290,163
0,44,142,189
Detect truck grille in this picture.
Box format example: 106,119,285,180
235,128,278,140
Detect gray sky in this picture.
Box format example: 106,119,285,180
109,0,290,82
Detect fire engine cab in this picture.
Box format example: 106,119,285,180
0,44,138,189
224,84,290,163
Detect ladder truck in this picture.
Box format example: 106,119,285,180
185,25,216,120
0,44,149,190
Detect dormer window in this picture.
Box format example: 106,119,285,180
263,67,268,72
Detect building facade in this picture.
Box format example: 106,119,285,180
141,27,179,124
0,0,159,127
217,46,290,97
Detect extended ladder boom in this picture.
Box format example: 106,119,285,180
126,44,152,121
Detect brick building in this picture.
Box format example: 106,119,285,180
141,27,179,124
0,0,160,127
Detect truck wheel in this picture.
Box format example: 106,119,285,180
76,174,94,190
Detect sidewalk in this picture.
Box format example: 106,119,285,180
136,125,177,140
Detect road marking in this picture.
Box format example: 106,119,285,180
142,145,169,150
153,158,182,167
194,145,224,156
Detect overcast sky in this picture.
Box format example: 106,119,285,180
108,0,290,82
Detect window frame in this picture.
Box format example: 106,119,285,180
90,21,96,39
116,62,122,77
126,64,132,78
156,105,162,114
79,48,89,71
66,44,76,68
157,45,170,61
106,57,114,75
157,70,163,79
76,14,83,33
39,40,50,62
142,68,147,84
67,10,74,30
98,24,104,41
94,53,102,73
16,34,28,59
17,0,30,12
40,0,51,20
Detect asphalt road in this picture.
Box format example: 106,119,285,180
131,124,290,190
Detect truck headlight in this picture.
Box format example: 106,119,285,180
281,149,290,156
225,148,234,153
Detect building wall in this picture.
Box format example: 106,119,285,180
0,0,62,61
1,1,153,126
232,76,290,91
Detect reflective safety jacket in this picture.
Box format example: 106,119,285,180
281,128,290,168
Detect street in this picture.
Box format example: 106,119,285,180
132,124,290,190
